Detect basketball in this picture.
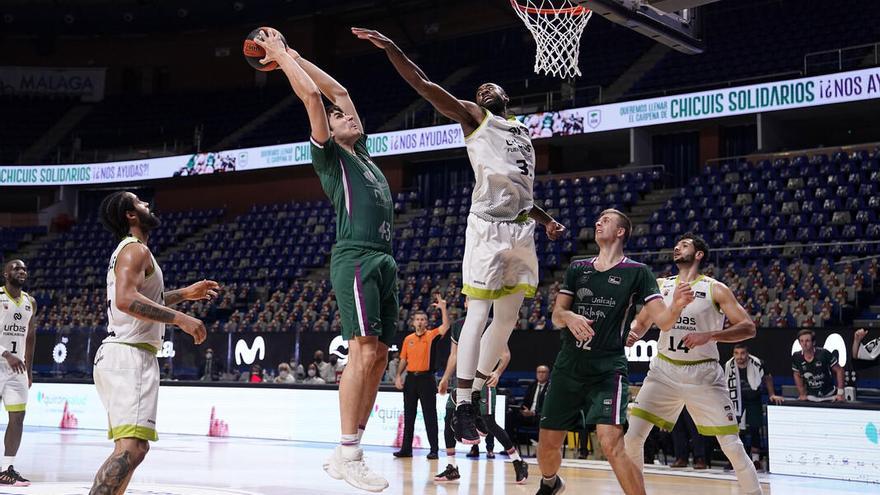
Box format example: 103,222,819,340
242,27,287,71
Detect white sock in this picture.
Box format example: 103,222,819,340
508,448,522,461
340,433,360,460
718,434,762,495
357,426,366,442
2,456,13,470
542,474,558,486
447,452,457,467
455,299,492,406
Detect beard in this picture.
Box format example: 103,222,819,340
482,98,506,116
137,209,161,231
674,252,695,264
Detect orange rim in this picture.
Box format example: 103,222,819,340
510,0,590,15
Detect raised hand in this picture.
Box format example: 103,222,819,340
252,28,288,66
672,282,695,310
351,28,394,49
545,220,567,241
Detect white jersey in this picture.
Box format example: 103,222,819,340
106,236,165,350
464,110,535,222
659,275,724,362
0,287,33,362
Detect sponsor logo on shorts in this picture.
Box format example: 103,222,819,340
727,413,735,421
603,399,612,405
608,276,621,285
724,405,732,411
473,280,486,286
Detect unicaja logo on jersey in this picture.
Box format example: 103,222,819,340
576,288,593,299
234,336,265,365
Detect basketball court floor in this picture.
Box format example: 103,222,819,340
4,427,875,494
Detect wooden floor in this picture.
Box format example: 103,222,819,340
4,428,876,494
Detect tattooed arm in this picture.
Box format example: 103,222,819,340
114,243,206,343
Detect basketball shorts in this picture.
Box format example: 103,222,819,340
540,355,629,430
461,213,538,300
330,245,399,346
93,343,160,441
630,353,738,436
0,364,28,412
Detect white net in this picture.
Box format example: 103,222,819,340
510,0,593,79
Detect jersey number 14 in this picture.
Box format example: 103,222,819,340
667,336,689,353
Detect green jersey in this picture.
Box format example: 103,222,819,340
558,256,661,361
310,135,394,253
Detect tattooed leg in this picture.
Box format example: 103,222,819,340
89,439,149,495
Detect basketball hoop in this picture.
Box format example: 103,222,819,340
510,0,592,79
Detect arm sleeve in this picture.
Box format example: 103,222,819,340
559,264,577,296
639,266,663,303
309,136,340,177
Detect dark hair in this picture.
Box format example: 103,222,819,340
797,329,816,341
99,191,136,239
733,343,749,351
676,232,710,260
600,208,632,244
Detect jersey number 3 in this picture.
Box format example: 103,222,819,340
516,159,531,177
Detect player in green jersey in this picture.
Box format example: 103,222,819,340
255,29,395,492
535,209,694,495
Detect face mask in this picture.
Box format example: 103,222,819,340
279,371,289,378
308,369,317,377
206,353,213,360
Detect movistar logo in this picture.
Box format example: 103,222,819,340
234,336,265,365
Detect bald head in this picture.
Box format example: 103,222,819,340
536,365,550,384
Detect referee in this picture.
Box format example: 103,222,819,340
393,295,449,459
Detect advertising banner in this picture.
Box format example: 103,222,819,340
4,68,880,186
768,404,880,483
5,382,503,452
0,66,106,102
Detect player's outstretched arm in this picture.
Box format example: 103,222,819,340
642,282,693,332
529,203,567,240
352,28,484,134
114,243,206,344
254,29,330,143
287,49,362,131
682,282,756,348
25,296,36,386
164,280,220,306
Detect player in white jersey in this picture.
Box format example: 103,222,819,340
355,27,566,444
0,260,36,486
623,233,763,495
90,191,218,495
